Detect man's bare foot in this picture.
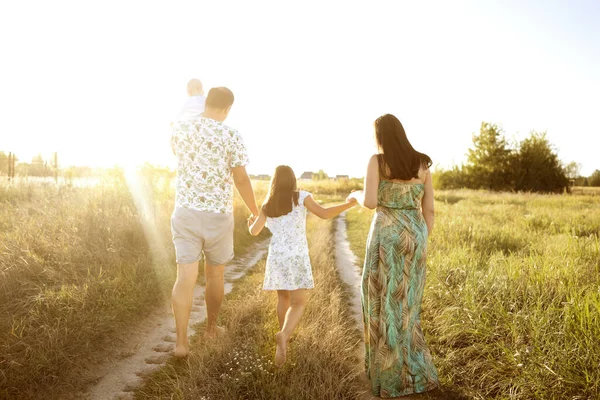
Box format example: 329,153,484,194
275,331,287,367
173,344,189,358
204,325,226,339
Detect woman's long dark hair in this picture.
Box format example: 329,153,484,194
262,165,299,218
374,114,432,180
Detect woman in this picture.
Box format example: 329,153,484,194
352,114,439,398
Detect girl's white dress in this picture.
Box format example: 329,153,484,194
263,191,314,291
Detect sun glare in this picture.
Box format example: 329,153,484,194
123,165,169,267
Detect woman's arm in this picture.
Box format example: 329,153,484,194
248,209,267,236
352,155,379,209
304,195,358,219
421,169,435,234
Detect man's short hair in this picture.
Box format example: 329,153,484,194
205,87,234,110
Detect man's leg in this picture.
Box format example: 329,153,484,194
204,262,225,336
172,262,199,357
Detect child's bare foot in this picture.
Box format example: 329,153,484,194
204,325,226,339
173,344,189,358
275,331,287,367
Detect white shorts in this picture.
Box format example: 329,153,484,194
170,207,234,265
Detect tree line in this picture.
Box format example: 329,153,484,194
0,152,56,177
433,122,600,192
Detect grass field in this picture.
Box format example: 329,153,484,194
0,173,268,399
346,189,600,399
3,176,599,399
571,186,600,196
136,215,364,400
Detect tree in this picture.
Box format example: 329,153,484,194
564,162,581,181
465,122,514,190
432,165,471,190
514,132,568,193
590,170,600,187
313,169,329,181
29,154,47,177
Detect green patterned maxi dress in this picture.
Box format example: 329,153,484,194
362,180,439,398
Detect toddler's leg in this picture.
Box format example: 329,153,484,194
275,289,309,366
276,290,291,330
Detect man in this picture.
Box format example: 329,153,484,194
170,86,259,357
178,78,206,120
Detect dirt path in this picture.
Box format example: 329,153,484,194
334,213,363,326
85,239,270,400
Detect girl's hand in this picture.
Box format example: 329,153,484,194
249,211,267,236
247,214,257,228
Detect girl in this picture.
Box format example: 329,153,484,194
248,165,357,366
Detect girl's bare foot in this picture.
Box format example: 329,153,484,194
275,331,287,367
173,344,189,358
204,325,226,339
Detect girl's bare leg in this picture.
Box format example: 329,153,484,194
275,289,309,366
276,290,291,330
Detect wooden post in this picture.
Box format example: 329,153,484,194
54,152,58,184
8,152,16,181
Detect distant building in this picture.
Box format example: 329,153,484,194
299,171,314,180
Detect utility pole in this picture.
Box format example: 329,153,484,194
7,152,15,182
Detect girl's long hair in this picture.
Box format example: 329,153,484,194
262,165,299,218
374,114,432,180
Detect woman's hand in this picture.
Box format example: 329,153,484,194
247,214,257,228
346,190,362,204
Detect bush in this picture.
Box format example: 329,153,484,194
590,170,600,187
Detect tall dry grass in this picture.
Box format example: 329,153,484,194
345,189,600,399
0,176,174,399
136,216,365,400
0,174,267,399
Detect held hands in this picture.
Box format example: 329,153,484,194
247,214,257,228
346,190,363,205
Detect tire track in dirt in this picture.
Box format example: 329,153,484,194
334,213,363,326
86,238,270,400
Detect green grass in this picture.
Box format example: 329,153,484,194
345,189,600,399
5,175,598,399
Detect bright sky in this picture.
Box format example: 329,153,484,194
1,0,599,177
